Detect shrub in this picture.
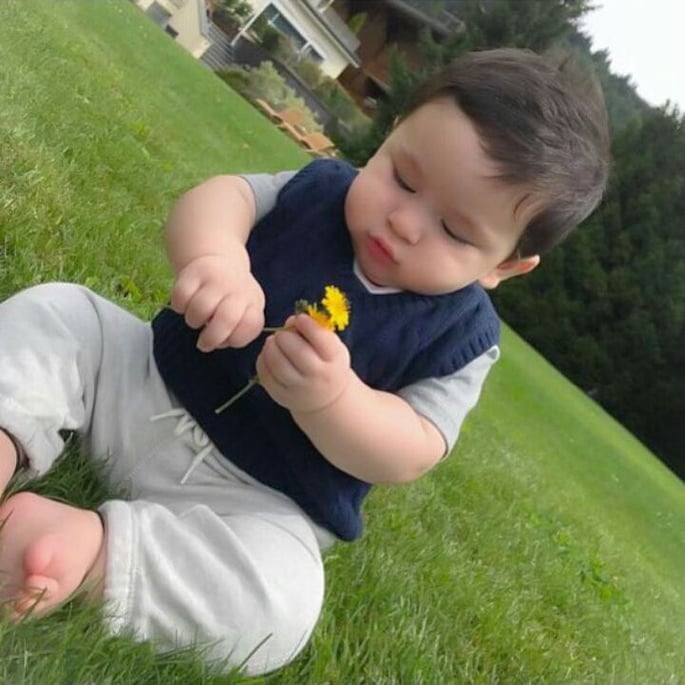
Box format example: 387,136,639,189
212,0,251,32
216,65,250,94
273,52,371,141
216,61,323,133
315,79,369,131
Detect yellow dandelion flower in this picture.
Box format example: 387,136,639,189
306,304,335,331
321,285,350,331
216,284,351,414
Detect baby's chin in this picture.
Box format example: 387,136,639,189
353,258,391,290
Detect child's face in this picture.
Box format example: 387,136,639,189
345,98,540,294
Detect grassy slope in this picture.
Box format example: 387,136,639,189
282,328,684,684
1,2,683,683
0,0,310,308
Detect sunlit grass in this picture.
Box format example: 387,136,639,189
0,2,683,683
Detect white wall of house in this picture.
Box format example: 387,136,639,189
133,0,211,58
243,0,353,79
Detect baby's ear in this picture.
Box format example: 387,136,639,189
478,255,540,290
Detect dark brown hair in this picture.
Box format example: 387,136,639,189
404,48,611,256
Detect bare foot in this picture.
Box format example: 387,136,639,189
0,492,105,619
0,429,18,494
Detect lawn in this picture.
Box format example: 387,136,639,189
1,2,683,683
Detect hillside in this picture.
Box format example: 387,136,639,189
0,2,682,683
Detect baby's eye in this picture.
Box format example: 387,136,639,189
441,220,470,245
393,167,415,193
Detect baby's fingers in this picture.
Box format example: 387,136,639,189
197,299,264,352
183,288,222,330
169,273,199,314
293,314,342,361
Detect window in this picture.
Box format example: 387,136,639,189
262,5,325,64
302,44,323,64
263,5,307,51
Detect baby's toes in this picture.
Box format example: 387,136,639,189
11,574,59,620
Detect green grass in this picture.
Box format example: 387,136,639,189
0,0,310,313
1,1,684,683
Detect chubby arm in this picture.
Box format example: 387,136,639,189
256,314,447,484
164,175,265,350
296,375,447,484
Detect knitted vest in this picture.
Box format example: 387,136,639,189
152,159,500,540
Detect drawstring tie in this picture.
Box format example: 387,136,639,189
150,409,215,484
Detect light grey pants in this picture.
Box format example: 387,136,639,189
0,283,329,675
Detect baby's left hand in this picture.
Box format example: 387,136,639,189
256,314,351,413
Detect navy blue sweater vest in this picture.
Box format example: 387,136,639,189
153,159,500,540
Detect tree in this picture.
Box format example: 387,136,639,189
495,106,685,478
452,0,591,53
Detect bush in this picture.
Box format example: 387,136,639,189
273,52,371,142
214,0,251,23
316,79,368,130
216,61,323,133
288,55,324,90
218,51,371,156
216,65,250,94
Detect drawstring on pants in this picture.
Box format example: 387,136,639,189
150,409,215,484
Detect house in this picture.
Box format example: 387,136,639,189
132,0,212,58
331,0,464,112
233,0,361,80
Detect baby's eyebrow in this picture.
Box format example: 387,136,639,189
449,210,478,234
397,145,422,179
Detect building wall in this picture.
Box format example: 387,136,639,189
243,0,351,79
169,0,211,57
133,0,211,58
333,0,428,112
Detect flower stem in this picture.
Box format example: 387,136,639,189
214,376,259,414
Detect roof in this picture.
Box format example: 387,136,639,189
385,0,464,35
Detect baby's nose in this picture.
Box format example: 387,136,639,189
388,204,423,244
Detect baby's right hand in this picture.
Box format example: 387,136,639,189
170,253,265,352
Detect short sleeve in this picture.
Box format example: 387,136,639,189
240,171,298,223
397,346,499,456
